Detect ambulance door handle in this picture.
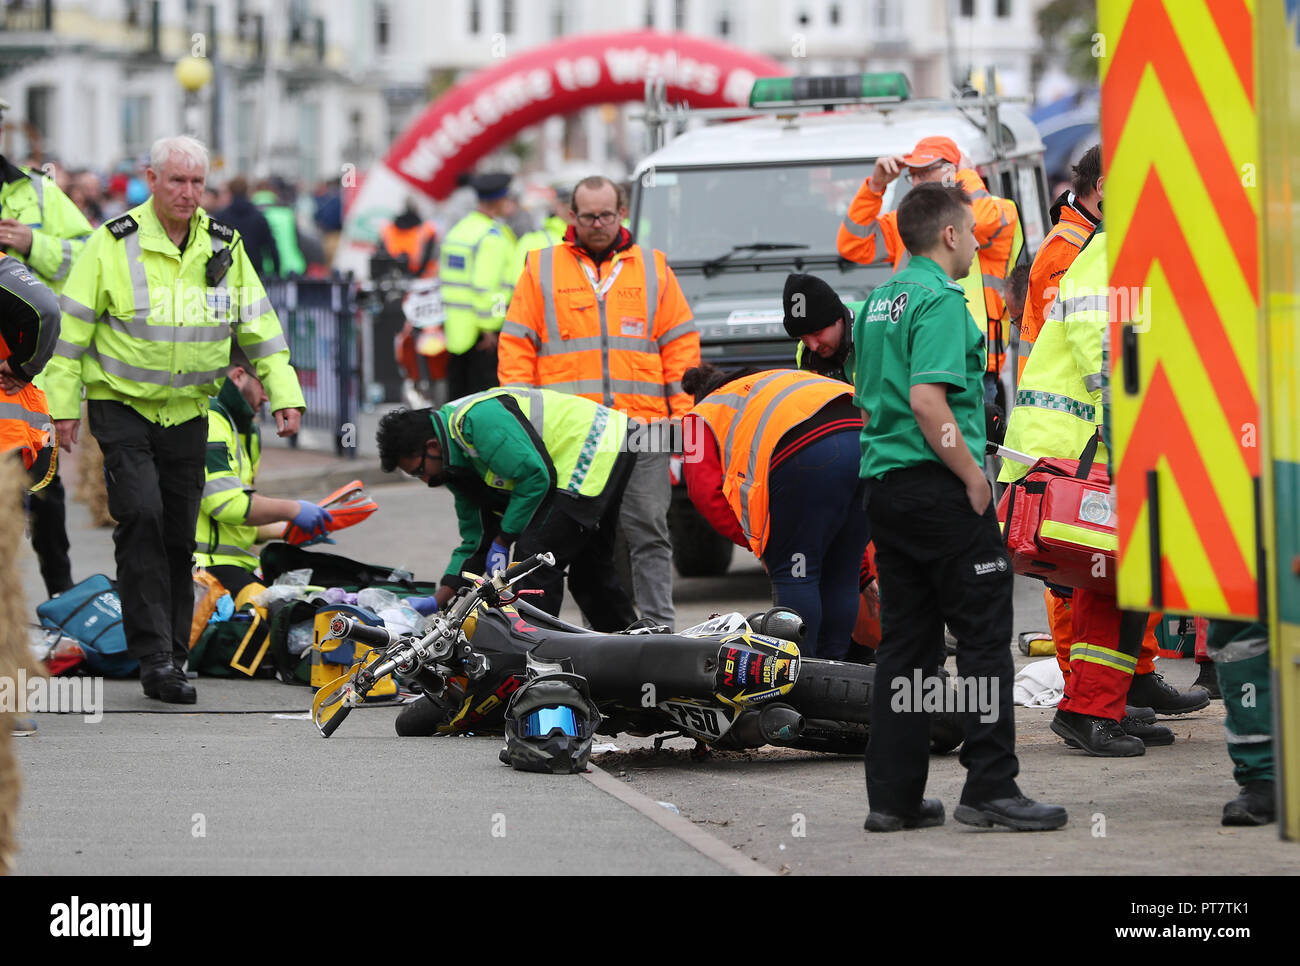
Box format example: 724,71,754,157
1122,324,1140,395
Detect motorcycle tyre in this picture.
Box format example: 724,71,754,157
787,659,964,755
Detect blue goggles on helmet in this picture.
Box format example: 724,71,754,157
520,705,580,738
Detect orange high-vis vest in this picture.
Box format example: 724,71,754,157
500,240,700,423
689,370,852,557
0,330,55,487
380,221,438,278
1019,205,1094,382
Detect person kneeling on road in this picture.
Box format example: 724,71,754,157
855,182,1066,833
376,388,638,630
194,349,333,606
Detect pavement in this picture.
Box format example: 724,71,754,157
11,436,1299,876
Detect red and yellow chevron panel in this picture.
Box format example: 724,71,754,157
1101,0,1261,619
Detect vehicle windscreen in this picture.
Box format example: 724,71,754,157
635,162,901,263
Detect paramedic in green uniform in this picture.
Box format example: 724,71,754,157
853,182,1067,833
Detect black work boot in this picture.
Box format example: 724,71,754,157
1193,660,1221,699
1127,670,1210,715
1051,709,1145,756
140,652,197,704
1222,781,1276,826
1061,712,1174,748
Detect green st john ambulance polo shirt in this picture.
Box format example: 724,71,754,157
852,255,988,479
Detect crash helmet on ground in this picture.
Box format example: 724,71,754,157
500,672,602,774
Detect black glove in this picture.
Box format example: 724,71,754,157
985,402,1006,446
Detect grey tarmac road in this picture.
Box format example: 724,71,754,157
14,477,1296,875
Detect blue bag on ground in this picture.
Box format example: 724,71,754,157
36,575,138,677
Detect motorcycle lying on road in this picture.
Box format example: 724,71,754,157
312,553,965,756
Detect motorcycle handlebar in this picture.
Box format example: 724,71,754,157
326,616,394,649
318,704,352,737
501,552,556,583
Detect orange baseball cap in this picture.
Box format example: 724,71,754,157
901,136,961,169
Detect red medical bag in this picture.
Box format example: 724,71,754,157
996,435,1117,592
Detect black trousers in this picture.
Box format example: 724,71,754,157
88,400,206,664
864,462,1020,812
507,455,637,632
446,342,499,400
28,471,73,596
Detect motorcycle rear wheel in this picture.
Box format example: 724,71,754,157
788,659,965,755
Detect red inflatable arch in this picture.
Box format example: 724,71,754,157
386,29,789,200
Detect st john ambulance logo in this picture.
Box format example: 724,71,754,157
889,292,908,324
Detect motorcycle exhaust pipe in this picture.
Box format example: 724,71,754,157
758,703,804,744
728,703,805,748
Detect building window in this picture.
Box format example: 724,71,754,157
874,0,900,29
469,0,481,34
673,0,686,30
375,3,390,50
716,0,731,35
25,86,53,146
502,0,516,34
122,94,152,159
829,3,840,26
996,0,1010,15
644,0,654,28
959,0,975,16
797,6,811,27
551,0,565,36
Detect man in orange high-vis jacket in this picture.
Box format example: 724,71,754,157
1019,144,1103,384
837,136,1020,379
500,175,700,629
380,201,438,279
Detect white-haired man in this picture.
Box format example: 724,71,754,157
44,135,305,704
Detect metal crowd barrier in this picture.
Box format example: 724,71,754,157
263,274,359,457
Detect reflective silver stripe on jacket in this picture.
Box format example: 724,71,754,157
718,373,808,541
242,334,289,359
0,400,51,430
502,320,539,347
60,294,96,323
838,215,892,263
122,231,154,323
92,345,225,389
203,475,247,498
538,245,563,344
1050,293,1110,321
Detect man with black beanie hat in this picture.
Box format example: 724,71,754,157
783,273,863,385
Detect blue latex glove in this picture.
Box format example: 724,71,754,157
292,500,334,537
406,595,439,616
208,593,234,623
485,540,509,577
301,533,336,548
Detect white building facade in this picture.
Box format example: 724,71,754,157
0,0,1050,184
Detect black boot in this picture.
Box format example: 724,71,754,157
1193,660,1221,699
1127,670,1209,715
1051,709,1145,756
1222,781,1276,826
140,652,197,704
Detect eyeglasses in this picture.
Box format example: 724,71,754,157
575,211,619,227
403,451,430,481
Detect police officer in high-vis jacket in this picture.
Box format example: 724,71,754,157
376,388,637,631
439,173,517,399
0,96,95,597
854,182,1066,833
44,135,305,705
